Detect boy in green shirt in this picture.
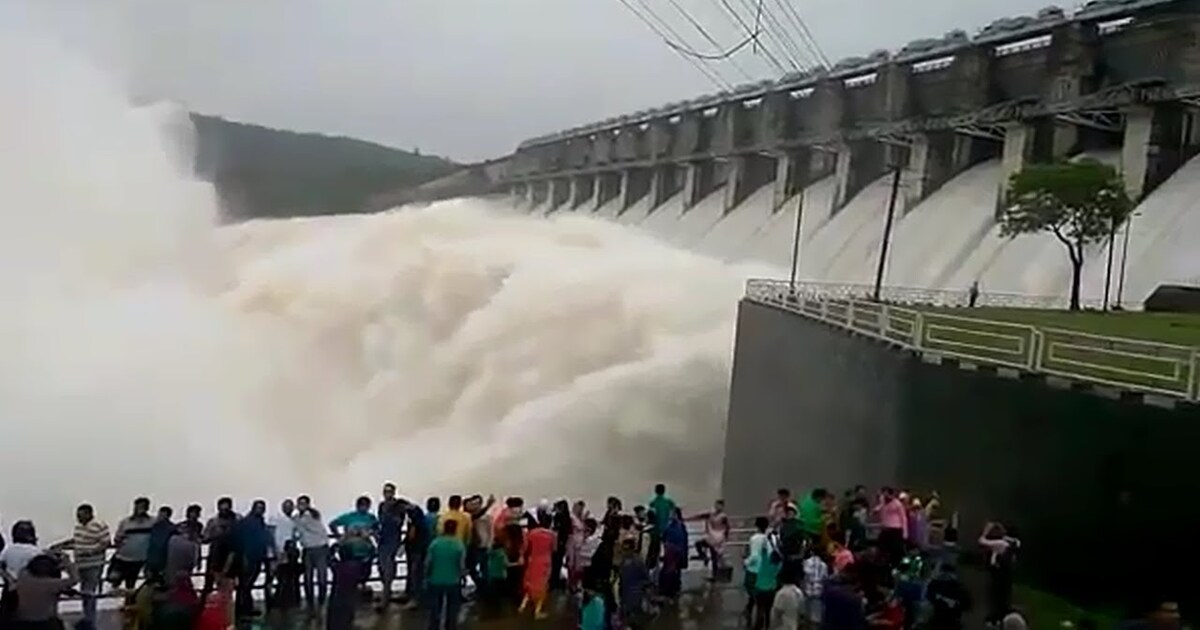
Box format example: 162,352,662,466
426,519,466,629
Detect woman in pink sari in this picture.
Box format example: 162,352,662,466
566,500,587,591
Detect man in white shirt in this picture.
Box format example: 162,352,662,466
771,569,805,629
0,520,42,583
266,498,299,599
293,495,330,610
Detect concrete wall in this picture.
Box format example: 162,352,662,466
506,2,1200,215
722,299,1199,613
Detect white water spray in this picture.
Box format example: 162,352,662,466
0,26,763,536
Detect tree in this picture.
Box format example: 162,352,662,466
1000,159,1133,310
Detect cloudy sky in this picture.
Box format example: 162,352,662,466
25,0,1058,161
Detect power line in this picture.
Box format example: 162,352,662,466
734,0,806,71
613,0,734,90
773,0,830,68
711,0,788,74
632,0,740,85
663,0,756,79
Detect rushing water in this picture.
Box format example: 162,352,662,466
0,26,769,537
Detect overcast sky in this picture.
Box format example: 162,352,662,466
25,0,1060,161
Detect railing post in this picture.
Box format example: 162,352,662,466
913,312,925,349
879,304,890,338
820,298,829,322
1190,349,1200,402
1031,329,1044,371
846,299,856,329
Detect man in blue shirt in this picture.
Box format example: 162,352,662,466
330,495,378,592
233,499,273,619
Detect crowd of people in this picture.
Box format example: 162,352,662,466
0,481,1183,630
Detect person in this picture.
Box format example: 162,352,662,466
925,562,970,630
744,516,770,626
375,484,404,608
293,495,329,612
874,488,908,566
658,508,688,599
145,505,175,584
646,483,675,568
326,545,363,630
822,568,867,630
771,568,805,630
777,503,806,575
616,538,650,628
769,488,792,527
799,489,830,545
47,503,108,628
829,541,855,575
270,541,303,625
868,586,906,630
801,544,829,626
425,497,442,539
968,281,981,307
329,496,378,568
153,571,202,629
440,495,472,547
402,499,430,608
266,498,298,601
111,497,154,590
580,582,606,630
1,521,42,623
233,499,273,619
753,532,783,630
202,497,240,598
979,522,1020,626
426,518,466,630
577,518,601,580
519,512,556,620
566,501,587,591
481,541,508,615
14,551,78,629
196,576,235,630
165,522,201,587
839,490,869,551
690,499,731,581
1001,610,1029,630
907,499,929,551
550,499,572,591
180,504,204,542
465,495,495,591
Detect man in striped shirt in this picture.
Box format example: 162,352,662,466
52,503,111,628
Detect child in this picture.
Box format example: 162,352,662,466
483,541,509,615
580,584,606,630
771,568,805,630
270,541,303,627
616,539,650,628
196,577,235,630
327,545,362,630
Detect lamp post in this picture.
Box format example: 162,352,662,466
872,166,903,302
1116,211,1140,308
787,187,806,296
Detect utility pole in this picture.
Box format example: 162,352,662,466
787,187,806,296
872,167,903,302
1103,217,1117,310
1116,211,1137,308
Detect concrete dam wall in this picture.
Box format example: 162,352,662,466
503,0,1200,303
722,299,1200,612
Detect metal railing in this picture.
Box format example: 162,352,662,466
746,279,1200,402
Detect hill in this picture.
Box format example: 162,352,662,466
189,113,460,220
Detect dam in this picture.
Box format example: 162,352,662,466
500,0,1200,305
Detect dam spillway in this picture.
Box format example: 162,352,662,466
503,0,1200,304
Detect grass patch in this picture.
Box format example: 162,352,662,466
922,307,1200,347
1013,583,1122,629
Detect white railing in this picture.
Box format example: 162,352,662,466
746,279,1200,402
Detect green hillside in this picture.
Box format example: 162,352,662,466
190,113,460,219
